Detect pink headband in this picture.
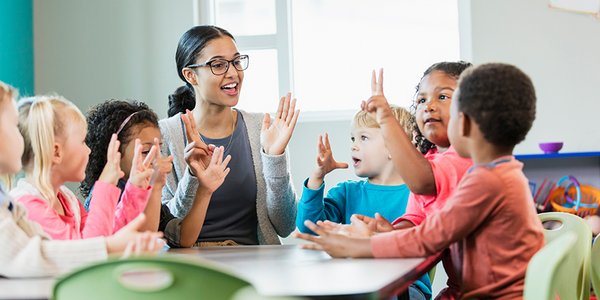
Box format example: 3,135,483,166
115,111,140,136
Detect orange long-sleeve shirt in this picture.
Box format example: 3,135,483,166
372,156,544,299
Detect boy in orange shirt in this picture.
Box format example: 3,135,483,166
296,63,545,299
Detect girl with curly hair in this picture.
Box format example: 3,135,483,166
82,100,231,247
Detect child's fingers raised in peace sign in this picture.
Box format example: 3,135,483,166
129,139,157,189
150,137,173,187
361,68,393,125
371,68,384,96
99,134,125,185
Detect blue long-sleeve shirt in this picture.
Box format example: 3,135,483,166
296,178,431,299
297,179,411,231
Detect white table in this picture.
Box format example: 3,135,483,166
169,245,438,298
0,278,54,300
0,245,439,299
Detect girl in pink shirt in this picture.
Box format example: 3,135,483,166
354,62,473,231
10,96,156,240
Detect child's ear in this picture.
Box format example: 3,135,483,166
52,143,63,164
182,68,198,86
460,112,472,137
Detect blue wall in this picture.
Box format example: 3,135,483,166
0,0,33,96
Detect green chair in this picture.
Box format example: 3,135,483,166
524,232,577,299
590,235,600,296
428,265,436,283
538,212,592,300
53,256,251,300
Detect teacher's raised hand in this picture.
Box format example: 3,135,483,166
260,92,300,155
181,109,213,175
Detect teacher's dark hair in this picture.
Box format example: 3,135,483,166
168,25,235,117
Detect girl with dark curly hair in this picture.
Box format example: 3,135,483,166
82,100,231,247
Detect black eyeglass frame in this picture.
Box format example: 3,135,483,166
186,54,249,75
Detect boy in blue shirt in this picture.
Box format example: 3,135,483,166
296,106,431,300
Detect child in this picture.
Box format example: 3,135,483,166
296,63,545,299
81,100,170,232
82,100,231,247
361,62,474,232
0,81,163,277
296,106,431,300
10,96,154,239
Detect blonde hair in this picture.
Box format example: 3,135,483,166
0,82,18,188
353,105,414,140
18,95,86,203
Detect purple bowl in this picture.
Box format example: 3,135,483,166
539,142,563,154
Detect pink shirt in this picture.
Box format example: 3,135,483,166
372,157,545,299
11,180,150,240
394,146,472,226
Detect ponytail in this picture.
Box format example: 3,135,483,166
27,99,59,203
167,85,196,117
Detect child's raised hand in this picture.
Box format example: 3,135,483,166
260,92,300,156
189,146,231,193
128,139,158,189
148,138,173,187
315,133,348,177
181,109,212,175
307,133,348,190
361,69,394,125
99,134,125,185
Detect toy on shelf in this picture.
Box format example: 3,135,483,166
549,175,600,217
538,142,563,154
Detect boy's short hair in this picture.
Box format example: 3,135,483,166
457,63,536,147
353,106,414,140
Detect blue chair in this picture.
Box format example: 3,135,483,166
538,212,592,300
53,256,251,300
524,232,577,299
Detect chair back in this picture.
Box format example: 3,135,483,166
538,212,592,300
53,256,251,300
524,232,577,299
589,235,600,296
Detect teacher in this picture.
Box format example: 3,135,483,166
160,25,299,247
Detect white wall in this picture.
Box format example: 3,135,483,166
461,0,600,154
34,0,194,117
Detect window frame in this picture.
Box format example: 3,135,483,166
194,0,294,104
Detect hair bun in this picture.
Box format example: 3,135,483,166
168,85,196,117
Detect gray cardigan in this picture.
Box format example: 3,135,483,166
159,110,297,245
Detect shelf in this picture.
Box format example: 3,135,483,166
515,151,600,160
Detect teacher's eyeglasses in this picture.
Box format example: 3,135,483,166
187,55,249,76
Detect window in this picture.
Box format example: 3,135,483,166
195,0,460,118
